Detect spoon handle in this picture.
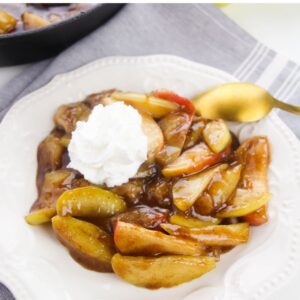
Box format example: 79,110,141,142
273,99,300,115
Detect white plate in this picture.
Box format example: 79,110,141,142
0,55,300,300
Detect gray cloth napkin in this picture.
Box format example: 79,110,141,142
0,4,299,300
0,284,14,300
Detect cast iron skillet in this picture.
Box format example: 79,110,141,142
0,4,124,66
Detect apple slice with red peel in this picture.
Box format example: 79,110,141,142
236,136,270,193
162,142,231,177
152,91,195,165
172,164,227,211
242,205,268,226
217,192,271,218
217,136,271,218
114,221,205,256
161,223,249,246
140,113,164,162
158,112,192,146
203,119,232,153
157,111,193,165
152,90,195,115
111,254,216,289
110,92,179,118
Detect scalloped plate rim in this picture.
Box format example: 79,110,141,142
0,55,299,300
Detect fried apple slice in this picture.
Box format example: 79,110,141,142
195,164,242,215
84,89,117,108
156,111,193,165
217,136,271,218
162,142,230,177
56,186,126,218
54,101,91,133
52,216,115,272
242,205,268,226
29,170,75,223
22,12,50,30
110,92,179,118
111,254,216,289
141,113,164,161
35,169,73,209
170,214,221,228
114,221,204,256
36,134,66,192
203,119,232,153
25,208,56,225
28,170,92,225
153,91,195,165
217,193,271,218
183,117,207,150
151,90,195,115
161,223,249,246
172,164,227,211
237,136,270,192
193,192,215,216
210,164,242,208
0,9,17,34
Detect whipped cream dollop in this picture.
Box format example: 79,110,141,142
68,102,148,187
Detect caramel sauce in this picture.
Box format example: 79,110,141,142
33,89,256,261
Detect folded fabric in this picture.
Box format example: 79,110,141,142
0,4,299,138
1,4,300,299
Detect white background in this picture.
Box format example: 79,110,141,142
0,4,299,299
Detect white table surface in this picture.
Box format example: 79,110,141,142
1,4,299,300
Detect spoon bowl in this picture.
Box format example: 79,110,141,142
192,82,300,122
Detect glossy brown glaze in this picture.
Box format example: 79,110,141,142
33,88,254,225
28,89,270,283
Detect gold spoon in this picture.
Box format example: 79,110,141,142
192,82,300,122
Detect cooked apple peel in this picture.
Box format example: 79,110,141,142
111,254,216,289
26,89,272,289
